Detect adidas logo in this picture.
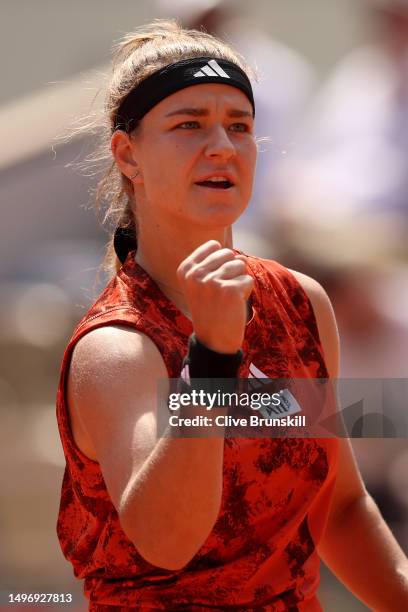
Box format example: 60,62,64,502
248,363,268,379
193,59,230,79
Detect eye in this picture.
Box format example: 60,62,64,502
177,121,200,129
229,122,250,133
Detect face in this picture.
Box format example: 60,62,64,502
123,83,257,230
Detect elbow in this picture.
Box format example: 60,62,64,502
122,530,199,571
118,510,214,571
130,542,195,571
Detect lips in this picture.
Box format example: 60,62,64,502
194,174,235,190
195,179,233,189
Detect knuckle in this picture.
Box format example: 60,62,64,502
184,268,195,283
186,266,205,284
207,239,222,249
233,260,247,272
200,270,216,284
218,248,235,259
220,260,246,276
177,263,187,279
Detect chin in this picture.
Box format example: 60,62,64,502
195,194,247,220
199,203,245,227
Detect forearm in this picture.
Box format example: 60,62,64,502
120,428,225,570
119,329,241,569
318,492,408,610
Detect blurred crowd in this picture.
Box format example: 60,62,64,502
1,1,408,610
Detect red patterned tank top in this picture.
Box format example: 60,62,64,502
56,250,339,611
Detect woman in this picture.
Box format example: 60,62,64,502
56,20,408,611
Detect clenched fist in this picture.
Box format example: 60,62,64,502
177,241,254,354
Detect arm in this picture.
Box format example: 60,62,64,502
68,241,252,571
68,324,225,571
291,270,408,611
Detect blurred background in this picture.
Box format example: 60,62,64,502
1,0,408,609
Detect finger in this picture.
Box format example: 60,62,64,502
177,240,221,277
233,254,249,273
187,240,222,264
222,275,254,299
197,248,237,273
179,240,221,265
203,259,247,281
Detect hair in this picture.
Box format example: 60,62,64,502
72,19,255,279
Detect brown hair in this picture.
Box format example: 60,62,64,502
76,20,254,278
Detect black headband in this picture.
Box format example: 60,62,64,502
113,56,255,132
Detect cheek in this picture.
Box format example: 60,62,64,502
143,147,181,190
142,149,191,210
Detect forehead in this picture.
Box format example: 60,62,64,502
151,83,253,116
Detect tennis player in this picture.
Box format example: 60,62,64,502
56,20,408,611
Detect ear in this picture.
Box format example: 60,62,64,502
111,130,143,184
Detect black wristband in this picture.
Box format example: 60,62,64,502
174,334,243,415
183,333,243,379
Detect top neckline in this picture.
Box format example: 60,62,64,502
118,249,259,340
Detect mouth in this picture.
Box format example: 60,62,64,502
195,179,234,190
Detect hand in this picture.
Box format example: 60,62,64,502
177,241,254,354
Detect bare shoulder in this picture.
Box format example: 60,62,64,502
66,325,168,499
71,323,166,369
287,268,340,379
287,268,329,302
69,324,167,393
68,325,168,430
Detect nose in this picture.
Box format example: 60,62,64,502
204,125,236,161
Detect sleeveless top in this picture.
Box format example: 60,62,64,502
56,250,339,612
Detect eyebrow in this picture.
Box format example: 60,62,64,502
165,107,253,118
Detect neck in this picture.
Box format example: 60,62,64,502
135,221,233,315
